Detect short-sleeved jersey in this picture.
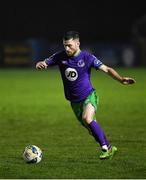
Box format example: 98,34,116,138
45,50,103,102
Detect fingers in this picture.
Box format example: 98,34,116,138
128,78,136,84
36,62,47,70
122,77,136,85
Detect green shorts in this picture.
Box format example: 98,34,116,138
71,90,99,126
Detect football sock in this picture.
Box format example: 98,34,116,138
102,145,108,151
89,120,110,149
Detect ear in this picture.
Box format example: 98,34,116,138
76,41,80,46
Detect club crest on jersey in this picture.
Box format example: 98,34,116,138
77,59,85,67
65,68,78,81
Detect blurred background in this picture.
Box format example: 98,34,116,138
0,1,146,68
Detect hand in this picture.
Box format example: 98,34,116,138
36,61,48,70
121,77,136,85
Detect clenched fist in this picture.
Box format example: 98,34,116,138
36,61,48,70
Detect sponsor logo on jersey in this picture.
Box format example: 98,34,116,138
65,68,78,81
77,59,85,67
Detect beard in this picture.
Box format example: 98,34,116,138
66,50,77,57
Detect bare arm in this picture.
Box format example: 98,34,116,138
98,64,136,85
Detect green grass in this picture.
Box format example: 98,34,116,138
0,67,146,178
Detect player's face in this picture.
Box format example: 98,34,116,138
63,38,80,56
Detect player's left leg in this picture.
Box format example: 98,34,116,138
71,91,117,159
82,103,110,149
82,91,117,159
71,101,89,129
82,103,117,159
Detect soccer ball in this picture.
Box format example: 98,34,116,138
23,145,42,164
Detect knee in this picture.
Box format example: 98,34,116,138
82,115,92,124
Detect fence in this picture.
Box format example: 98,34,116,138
0,38,143,68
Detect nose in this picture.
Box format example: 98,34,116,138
65,46,69,51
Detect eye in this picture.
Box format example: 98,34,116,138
64,44,71,48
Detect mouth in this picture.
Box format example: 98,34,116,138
66,51,72,55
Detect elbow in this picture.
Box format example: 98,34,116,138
106,66,112,73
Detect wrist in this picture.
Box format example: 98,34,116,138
44,58,49,65
118,77,123,83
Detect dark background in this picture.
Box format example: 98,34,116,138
0,1,145,43
0,1,146,67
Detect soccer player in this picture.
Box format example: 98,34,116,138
36,31,136,159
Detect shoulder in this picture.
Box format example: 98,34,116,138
81,50,92,57
81,50,97,60
81,50,103,68
81,50,98,64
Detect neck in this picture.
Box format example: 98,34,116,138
73,49,81,57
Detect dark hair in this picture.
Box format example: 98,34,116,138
63,31,79,40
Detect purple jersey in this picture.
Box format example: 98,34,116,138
45,50,103,102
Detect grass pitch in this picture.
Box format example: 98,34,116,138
0,67,146,179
